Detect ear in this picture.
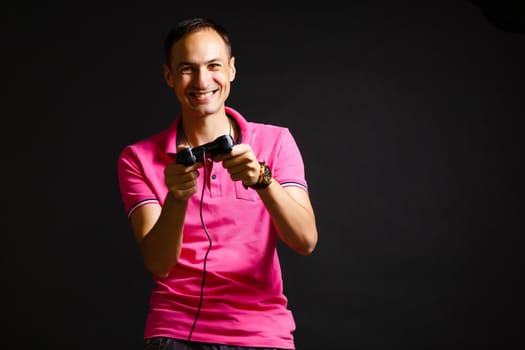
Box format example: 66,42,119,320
163,64,175,88
229,56,236,82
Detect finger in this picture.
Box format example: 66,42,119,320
165,169,199,187
227,160,260,183
168,186,199,201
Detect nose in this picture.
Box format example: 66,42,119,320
194,67,210,89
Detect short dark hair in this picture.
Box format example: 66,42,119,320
164,18,232,66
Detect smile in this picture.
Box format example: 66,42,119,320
191,91,215,98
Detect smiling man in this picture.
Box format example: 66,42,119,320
117,17,318,350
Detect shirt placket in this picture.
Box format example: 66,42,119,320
208,161,223,198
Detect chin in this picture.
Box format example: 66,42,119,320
190,103,223,116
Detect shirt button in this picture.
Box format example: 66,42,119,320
211,174,217,180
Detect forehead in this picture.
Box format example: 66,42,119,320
170,29,229,63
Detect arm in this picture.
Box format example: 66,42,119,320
257,182,318,255
217,143,318,255
129,160,202,278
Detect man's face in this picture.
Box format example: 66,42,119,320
164,29,236,118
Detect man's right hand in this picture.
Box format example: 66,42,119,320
165,146,203,201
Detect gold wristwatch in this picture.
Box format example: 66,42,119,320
249,162,272,189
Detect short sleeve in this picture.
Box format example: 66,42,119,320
117,145,159,218
271,128,308,192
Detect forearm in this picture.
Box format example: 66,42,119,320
258,182,318,255
140,193,187,278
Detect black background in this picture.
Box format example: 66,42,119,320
3,1,523,349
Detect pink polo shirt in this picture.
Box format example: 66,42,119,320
117,106,308,349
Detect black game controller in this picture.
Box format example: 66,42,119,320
175,134,235,166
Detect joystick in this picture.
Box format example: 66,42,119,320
176,134,234,166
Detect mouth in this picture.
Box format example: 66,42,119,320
189,90,217,100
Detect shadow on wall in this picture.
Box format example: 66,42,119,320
468,0,525,33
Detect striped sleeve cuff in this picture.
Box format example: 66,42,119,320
127,199,160,219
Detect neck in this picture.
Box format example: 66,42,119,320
180,113,233,148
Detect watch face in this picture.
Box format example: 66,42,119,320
250,163,272,189
262,165,272,183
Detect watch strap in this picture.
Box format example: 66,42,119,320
248,162,272,189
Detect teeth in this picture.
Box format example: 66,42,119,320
194,92,213,98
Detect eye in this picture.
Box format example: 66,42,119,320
180,66,193,75
209,63,221,70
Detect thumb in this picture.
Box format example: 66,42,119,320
177,144,190,152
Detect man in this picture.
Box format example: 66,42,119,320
118,17,318,350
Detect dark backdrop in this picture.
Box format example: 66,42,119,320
3,1,523,349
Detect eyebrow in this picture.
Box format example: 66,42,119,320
175,58,224,69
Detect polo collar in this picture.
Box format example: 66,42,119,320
164,106,247,157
